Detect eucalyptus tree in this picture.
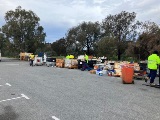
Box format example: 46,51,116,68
66,21,101,55
126,21,160,60
0,29,14,56
78,21,101,55
0,30,4,50
96,36,117,58
102,11,139,60
140,21,160,53
51,38,67,56
65,27,81,56
2,6,46,54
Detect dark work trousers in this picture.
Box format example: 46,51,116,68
148,69,157,83
81,62,92,71
30,60,34,66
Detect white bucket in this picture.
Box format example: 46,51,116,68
99,71,103,76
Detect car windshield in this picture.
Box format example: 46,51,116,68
46,58,54,62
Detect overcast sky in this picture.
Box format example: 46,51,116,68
0,0,160,43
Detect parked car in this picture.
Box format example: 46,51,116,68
46,57,56,67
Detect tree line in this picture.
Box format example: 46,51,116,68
0,6,159,61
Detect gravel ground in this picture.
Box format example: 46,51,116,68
0,57,160,120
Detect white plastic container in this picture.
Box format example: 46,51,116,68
33,57,43,66
96,70,100,75
99,71,103,76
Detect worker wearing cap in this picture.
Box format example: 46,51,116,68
145,51,160,86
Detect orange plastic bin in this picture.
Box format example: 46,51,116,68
121,64,134,84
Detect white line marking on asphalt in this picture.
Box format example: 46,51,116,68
21,94,30,99
52,116,60,120
0,83,11,87
5,64,19,66
0,94,30,103
0,96,21,103
5,83,11,86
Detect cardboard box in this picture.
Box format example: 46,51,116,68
90,70,96,74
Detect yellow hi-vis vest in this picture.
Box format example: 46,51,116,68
66,55,70,59
29,54,35,60
147,54,160,70
85,54,89,63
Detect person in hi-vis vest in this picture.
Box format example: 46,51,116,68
84,53,89,63
145,50,160,86
29,53,35,66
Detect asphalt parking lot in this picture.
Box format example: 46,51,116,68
0,57,160,120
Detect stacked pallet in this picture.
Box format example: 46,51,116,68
68,59,78,69
113,62,129,77
113,62,122,77
20,52,32,61
64,59,71,68
134,63,140,71
56,59,65,68
90,69,96,74
20,52,25,60
64,59,78,69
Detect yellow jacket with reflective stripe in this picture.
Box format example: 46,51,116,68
147,54,160,70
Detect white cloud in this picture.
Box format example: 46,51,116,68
93,0,105,4
0,0,160,42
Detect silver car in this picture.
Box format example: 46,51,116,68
46,57,56,67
